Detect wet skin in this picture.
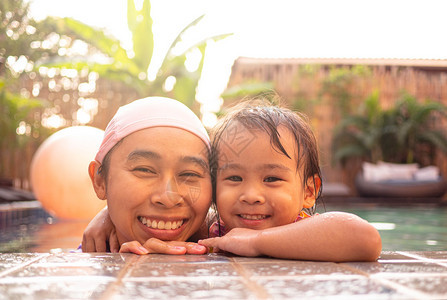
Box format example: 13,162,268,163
216,122,315,231
94,127,212,245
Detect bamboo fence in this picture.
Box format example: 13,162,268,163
225,57,447,193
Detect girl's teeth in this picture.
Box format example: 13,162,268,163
240,214,267,220
139,217,183,230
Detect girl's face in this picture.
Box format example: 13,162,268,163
97,127,212,245
215,122,317,231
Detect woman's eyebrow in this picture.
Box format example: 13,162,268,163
181,156,209,171
127,150,161,161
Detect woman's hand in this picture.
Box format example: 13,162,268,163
120,238,208,255
82,207,119,253
199,228,261,257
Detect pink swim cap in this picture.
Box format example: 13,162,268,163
95,97,210,163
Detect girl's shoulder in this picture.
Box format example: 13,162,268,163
295,210,316,222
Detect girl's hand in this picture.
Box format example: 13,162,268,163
82,207,119,253
120,238,208,255
199,228,261,257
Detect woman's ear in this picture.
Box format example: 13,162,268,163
302,175,321,208
88,161,107,200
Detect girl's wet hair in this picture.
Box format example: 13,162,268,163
210,98,322,215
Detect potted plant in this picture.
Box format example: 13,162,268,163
332,91,447,197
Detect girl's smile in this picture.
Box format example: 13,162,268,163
216,122,315,231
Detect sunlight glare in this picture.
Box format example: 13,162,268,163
371,222,396,231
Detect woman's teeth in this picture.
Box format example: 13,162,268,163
138,217,183,230
240,214,268,220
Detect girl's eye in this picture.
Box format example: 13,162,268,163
225,175,242,182
264,176,282,183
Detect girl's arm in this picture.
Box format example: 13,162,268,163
199,212,382,262
82,206,119,253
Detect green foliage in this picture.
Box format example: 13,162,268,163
390,93,447,164
221,81,275,101
0,83,47,146
320,65,372,116
37,0,232,109
0,0,57,156
332,92,447,167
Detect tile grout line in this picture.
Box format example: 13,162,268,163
337,262,431,299
370,277,432,300
229,258,271,299
0,253,50,278
397,251,447,268
98,254,140,300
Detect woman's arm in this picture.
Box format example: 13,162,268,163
82,207,209,255
199,212,382,262
120,239,207,255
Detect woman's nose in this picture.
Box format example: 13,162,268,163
150,177,184,208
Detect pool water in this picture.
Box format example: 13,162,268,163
321,203,447,251
1,202,446,252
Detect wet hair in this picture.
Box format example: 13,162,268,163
210,98,322,216
97,139,123,185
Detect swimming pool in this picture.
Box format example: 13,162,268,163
1,201,447,252
321,202,447,251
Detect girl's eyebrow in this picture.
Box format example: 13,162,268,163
260,163,292,172
218,163,242,172
219,163,291,172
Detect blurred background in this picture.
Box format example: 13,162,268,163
1,0,447,251
2,0,447,191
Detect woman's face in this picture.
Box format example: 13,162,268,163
102,127,212,245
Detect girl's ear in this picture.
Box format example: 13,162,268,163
302,175,321,208
88,161,107,200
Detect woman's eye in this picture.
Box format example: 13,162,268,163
264,176,282,183
225,176,242,182
180,172,202,179
134,167,155,174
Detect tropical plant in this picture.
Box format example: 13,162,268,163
0,0,61,176
319,65,372,117
332,92,447,167
390,93,447,164
38,0,231,109
221,81,275,101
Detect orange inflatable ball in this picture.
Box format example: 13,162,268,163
30,126,106,220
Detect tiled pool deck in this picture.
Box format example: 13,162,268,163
0,251,447,299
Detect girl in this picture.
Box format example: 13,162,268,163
84,96,212,255
197,100,382,261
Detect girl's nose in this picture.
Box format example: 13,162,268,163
239,185,265,205
150,177,184,208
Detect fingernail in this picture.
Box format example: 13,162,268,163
193,245,206,250
138,247,149,254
